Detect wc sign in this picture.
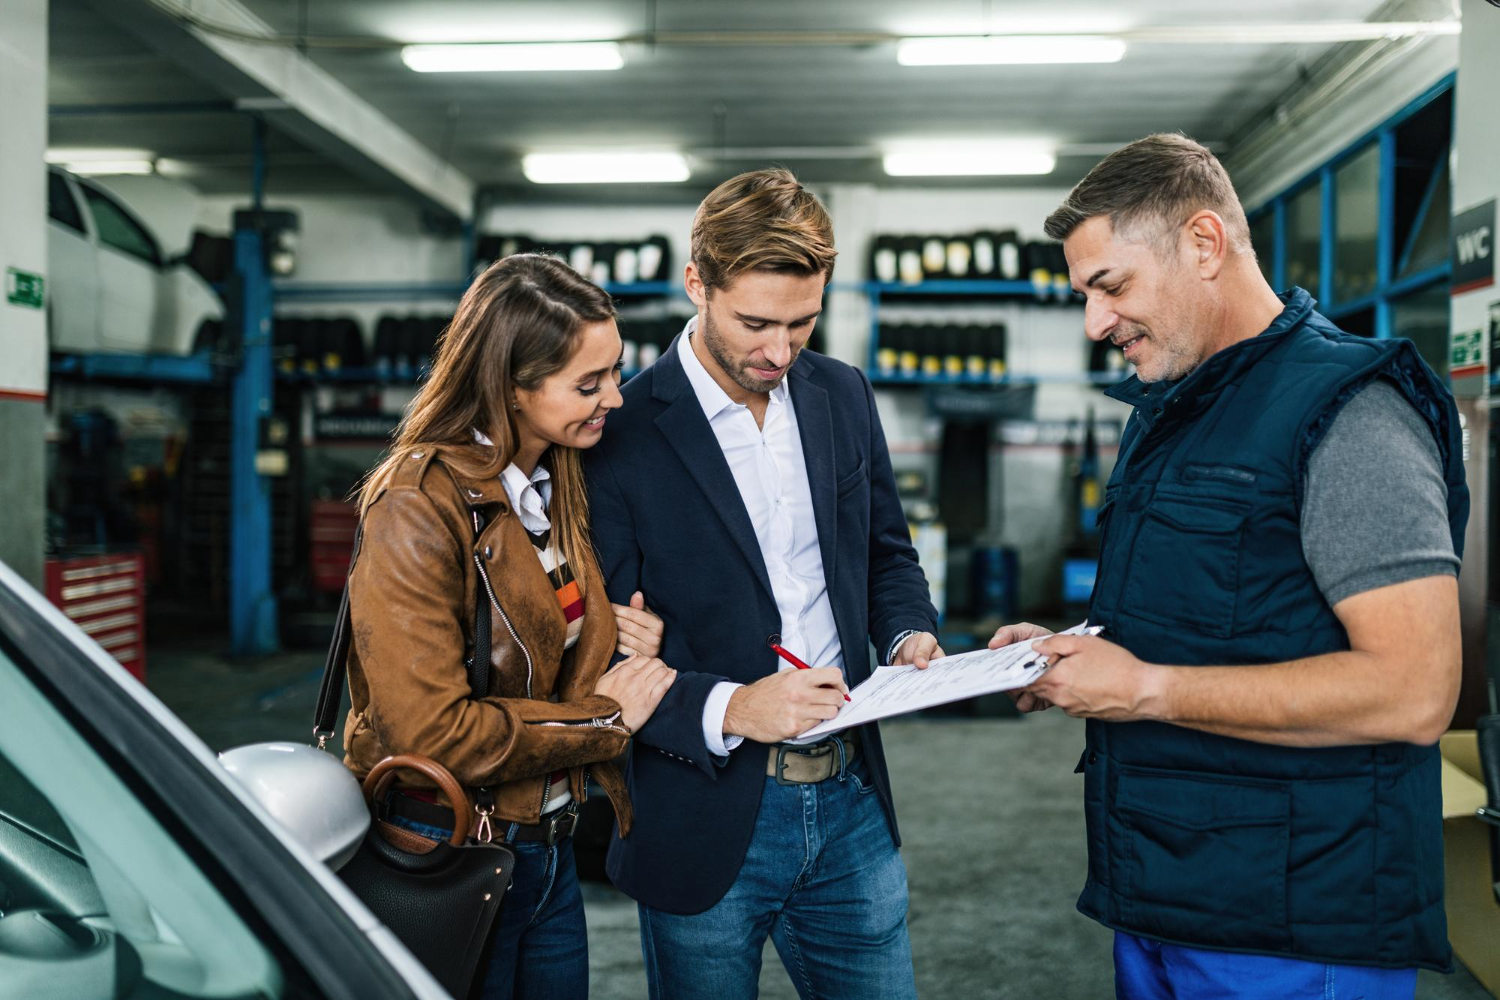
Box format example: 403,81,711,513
1452,199,1496,294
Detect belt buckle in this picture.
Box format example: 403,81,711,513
773,743,829,786
544,804,579,846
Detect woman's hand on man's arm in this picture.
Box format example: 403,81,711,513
594,654,677,732
612,591,665,658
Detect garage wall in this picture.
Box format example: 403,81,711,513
1451,0,1500,725
1,0,49,588
819,184,1129,615
110,177,1127,616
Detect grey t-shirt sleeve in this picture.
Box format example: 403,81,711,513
1300,380,1459,607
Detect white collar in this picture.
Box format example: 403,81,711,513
471,429,552,532
676,316,789,423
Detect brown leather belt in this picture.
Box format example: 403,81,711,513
766,730,860,785
384,791,579,846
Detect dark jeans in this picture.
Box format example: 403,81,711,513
389,813,588,1000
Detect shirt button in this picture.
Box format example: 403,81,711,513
1087,752,1099,765
484,546,493,559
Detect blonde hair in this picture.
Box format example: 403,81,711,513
691,168,838,291
357,254,616,587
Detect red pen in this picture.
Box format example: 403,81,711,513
767,634,851,702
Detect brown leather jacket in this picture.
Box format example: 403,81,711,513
342,442,634,835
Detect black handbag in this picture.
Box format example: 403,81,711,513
313,522,516,999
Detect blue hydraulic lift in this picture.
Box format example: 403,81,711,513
229,118,277,655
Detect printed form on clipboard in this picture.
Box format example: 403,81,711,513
786,622,1103,745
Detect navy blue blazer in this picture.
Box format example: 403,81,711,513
584,335,938,914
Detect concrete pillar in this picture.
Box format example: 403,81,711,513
1451,0,1500,722
0,0,48,589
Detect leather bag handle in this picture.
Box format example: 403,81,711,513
363,754,471,846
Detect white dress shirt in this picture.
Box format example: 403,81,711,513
674,319,844,756
472,430,554,534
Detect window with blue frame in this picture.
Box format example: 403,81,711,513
1246,74,1454,379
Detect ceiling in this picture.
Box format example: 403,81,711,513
48,0,1407,203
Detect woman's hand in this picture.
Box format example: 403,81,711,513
594,654,676,732
612,591,665,659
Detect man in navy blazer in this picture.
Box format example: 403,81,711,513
585,169,940,1000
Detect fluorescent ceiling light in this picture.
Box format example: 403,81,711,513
45,150,157,175
46,147,152,163
897,35,1126,65
522,151,690,185
402,42,623,72
883,145,1056,177
61,160,155,176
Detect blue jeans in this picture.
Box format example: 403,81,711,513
1114,932,1418,1000
637,756,916,1000
389,814,588,1000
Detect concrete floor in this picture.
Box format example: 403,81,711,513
148,641,1493,999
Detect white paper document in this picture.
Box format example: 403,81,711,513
787,622,1102,745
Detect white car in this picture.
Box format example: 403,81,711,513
47,167,224,357
0,559,448,999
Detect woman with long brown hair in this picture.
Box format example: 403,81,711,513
342,253,673,999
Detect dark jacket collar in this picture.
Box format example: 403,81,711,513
1105,286,1317,416
1104,289,1314,431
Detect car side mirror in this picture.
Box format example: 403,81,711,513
219,742,370,870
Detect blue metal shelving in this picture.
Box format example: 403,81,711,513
1247,73,1456,343
863,277,1086,389
49,351,220,385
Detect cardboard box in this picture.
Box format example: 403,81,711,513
1440,730,1500,995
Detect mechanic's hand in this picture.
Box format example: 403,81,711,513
723,667,849,743
612,591,664,659
988,622,1056,713
892,631,946,669
1023,634,1165,722
593,654,676,732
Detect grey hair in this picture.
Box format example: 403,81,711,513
1044,133,1254,257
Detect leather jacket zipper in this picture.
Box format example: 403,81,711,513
537,771,553,815
473,552,533,697
528,711,626,732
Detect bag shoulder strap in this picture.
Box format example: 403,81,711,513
313,502,493,746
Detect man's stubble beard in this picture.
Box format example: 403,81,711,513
700,306,798,395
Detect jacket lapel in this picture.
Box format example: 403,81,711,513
789,366,837,592
652,335,776,604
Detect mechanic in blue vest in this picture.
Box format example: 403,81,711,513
989,134,1469,1000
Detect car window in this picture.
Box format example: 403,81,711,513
48,172,87,234
0,650,312,998
80,186,161,267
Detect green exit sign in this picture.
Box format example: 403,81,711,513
5,268,44,310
